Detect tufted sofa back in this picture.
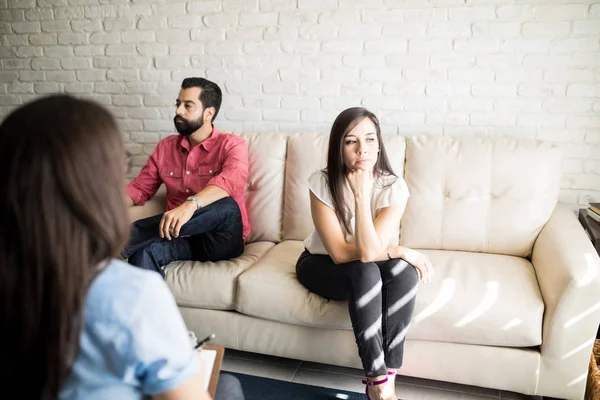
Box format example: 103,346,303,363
242,133,562,258
399,136,562,257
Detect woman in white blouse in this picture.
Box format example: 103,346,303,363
296,107,434,400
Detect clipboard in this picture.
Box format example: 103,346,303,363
197,344,224,398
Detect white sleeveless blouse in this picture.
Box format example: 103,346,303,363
303,169,410,255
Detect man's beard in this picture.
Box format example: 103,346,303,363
174,116,203,136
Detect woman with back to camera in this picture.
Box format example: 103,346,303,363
296,107,434,400
0,95,242,400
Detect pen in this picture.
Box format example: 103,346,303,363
194,333,215,349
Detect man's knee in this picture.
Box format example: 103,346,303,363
192,197,240,224
129,245,152,264
129,243,163,265
214,197,240,215
131,212,164,230
127,246,165,277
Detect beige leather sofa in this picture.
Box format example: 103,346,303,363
129,134,600,400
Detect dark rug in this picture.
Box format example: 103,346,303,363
230,372,365,400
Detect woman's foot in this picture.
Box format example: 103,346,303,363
364,375,395,400
386,370,398,400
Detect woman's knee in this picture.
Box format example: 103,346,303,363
395,260,420,291
403,261,420,286
347,261,380,285
382,258,418,280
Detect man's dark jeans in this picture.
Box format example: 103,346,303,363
122,197,244,278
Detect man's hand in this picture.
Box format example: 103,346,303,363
159,201,196,240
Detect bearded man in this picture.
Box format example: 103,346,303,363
122,77,250,277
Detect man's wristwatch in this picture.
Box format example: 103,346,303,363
186,196,202,210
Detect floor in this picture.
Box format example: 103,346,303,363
221,349,545,400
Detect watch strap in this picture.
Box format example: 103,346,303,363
187,196,202,210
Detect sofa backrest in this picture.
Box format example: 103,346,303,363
281,134,407,241
241,133,287,243
282,133,328,241
400,135,562,257
243,133,562,257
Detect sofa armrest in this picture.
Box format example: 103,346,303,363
128,186,166,223
532,204,600,397
532,204,600,357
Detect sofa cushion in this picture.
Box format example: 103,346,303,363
282,134,328,242
128,185,166,222
401,135,562,257
236,240,351,329
236,242,543,347
241,133,287,243
165,241,274,310
409,249,543,347
283,134,407,241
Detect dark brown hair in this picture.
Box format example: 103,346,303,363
326,107,396,234
0,95,130,398
181,77,222,122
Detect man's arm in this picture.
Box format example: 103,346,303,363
175,136,248,209
126,148,162,207
192,185,229,208
201,137,249,206
159,137,249,240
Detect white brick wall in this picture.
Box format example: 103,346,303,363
0,0,599,206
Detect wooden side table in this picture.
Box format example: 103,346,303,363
578,208,600,339
579,208,600,254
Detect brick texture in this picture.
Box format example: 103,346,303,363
0,0,599,204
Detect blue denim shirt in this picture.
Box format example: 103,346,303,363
59,259,199,399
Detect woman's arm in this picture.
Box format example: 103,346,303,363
131,275,215,400
310,191,358,264
310,191,406,264
353,188,406,262
154,360,211,400
311,192,433,281
347,169,407,262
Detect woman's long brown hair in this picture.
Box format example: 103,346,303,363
326,107,396,234
0,95,131,398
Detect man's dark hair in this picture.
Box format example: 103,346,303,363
181,77,222,122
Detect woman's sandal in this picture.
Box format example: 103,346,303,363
361,376,388,400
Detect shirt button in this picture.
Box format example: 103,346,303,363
169,172,173,176
186,189,189,193
209,170,213,174
186,171,190,175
